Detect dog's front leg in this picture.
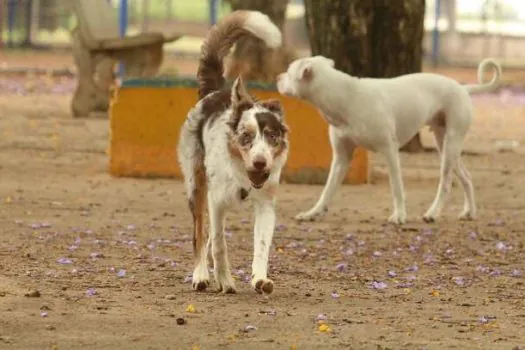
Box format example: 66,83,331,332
295,126,352,221
251,196,276,295
381,146,407,224
208,194,236,293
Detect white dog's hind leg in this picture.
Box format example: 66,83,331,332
431,126,476,221
455,161,476,220
208,194,236,293
295,126,353,221
423,133,460,222
380,145,407,224
251,196,276,294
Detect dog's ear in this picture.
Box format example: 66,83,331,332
260,99,283,117
299,62,313,81
326,58,335,68
231,76,251,104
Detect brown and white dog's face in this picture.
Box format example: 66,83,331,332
276,56,335,98
228,77,288,189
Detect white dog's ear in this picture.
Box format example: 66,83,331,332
299,63,313,81
231,76,251,104
326,58,335,67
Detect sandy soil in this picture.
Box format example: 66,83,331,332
1,52,525,350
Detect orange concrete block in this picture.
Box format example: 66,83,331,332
109,78,369,185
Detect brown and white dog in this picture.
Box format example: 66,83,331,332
177,11,288,294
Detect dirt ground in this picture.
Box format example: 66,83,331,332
1,51,525,350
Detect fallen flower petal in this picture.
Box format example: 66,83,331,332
369,281,387,290
315,314,328,321
335,263,347,272
57,257,72,265
318,324,331,333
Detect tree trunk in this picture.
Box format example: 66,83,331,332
224,0,296,83
304,0,426,152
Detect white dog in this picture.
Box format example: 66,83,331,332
277,56,501,224
177,11,288,294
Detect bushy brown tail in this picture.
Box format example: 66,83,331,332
197,10,282,100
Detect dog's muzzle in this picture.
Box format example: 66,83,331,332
248,170,270,189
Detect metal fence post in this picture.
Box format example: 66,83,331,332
7,0,16,47
431,0,441,67
209,0,218,26
118,0,128,78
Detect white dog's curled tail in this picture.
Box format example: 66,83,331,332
465,58,502,94
197,10,282,100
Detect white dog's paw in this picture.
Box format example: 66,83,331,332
388,211,406,225
192,265,210,292
294,208,326,222
251,277,274,295
422,210,438,223
215,273,236,294
458,210,476,221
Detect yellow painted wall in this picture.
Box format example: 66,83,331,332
110,86,369,184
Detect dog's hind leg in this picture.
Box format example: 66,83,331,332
379,143,407,225
423,129,463,222
430,125,476,221
208,193,236,293
189,163,210,291
295,125,354,221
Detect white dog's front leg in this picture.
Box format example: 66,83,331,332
251,197,276,295
208,195,236,293
295,126,352,221
381,146,407,224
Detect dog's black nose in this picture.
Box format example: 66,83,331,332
253,159,267,170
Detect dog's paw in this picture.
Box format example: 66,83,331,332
422,215,436,223
458,210,476,221
251,277,274,295
191,267,210,292
192,272,210,292
192,279,210,292
294,209,325,222
215,275,237,294
388,212,406,225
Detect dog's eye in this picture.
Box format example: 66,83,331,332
239,132,254,146
265,131,280,146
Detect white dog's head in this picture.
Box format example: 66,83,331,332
227,77,289,189
276,55,335,98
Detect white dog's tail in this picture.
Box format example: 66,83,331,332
465,58,502,94
197,10,282,100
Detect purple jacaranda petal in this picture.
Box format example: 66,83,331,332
406,264,418,272
316,314,328,321
336,263,347,272
369,281,387,290
57,257,72,265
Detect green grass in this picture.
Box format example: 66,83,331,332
130,0,232,23
1,0,231,46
